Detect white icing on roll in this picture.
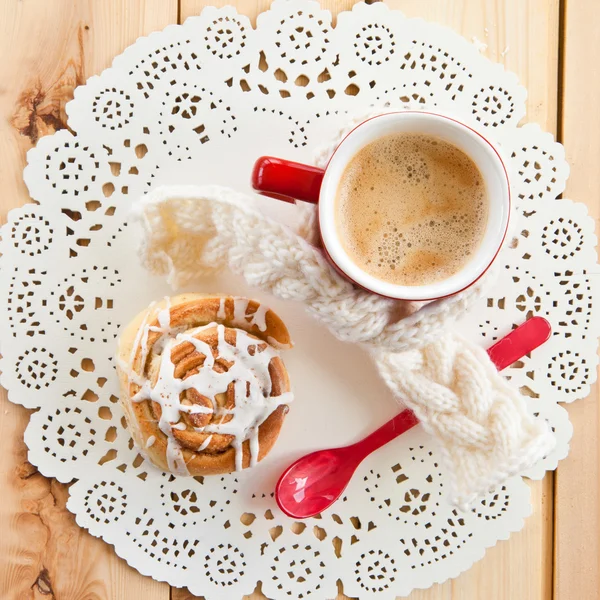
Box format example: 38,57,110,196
249,303,269,332
231,297,268,332
157,296,172,330
217,297,226,320
127,301,155,387
198,436,213,451
249,429,260,468
232,297,250,327
125,297,292,475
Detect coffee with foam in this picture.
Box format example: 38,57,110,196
335,133,488,287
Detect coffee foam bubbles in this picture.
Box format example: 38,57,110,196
336,133,488,287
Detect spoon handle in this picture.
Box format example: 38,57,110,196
487,315,551,370
356,316,552,458
357,410,420,456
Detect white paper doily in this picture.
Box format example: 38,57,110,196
1,2,598,598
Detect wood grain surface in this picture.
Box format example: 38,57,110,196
554,1,600,599
0,2,175,599
0,1,595,599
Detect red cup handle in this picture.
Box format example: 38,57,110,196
252,156,325,204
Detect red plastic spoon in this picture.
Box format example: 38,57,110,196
276,316,552,519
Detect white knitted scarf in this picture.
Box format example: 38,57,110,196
131,184,555,508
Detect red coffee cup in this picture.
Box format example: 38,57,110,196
252,111,510,301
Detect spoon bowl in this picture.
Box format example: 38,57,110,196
276,449,353,518
276,408,420,518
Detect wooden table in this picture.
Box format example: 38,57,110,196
0,1,598,598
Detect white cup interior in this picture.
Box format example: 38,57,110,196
318,111,510,301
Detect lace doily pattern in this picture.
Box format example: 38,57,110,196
1,2,597,598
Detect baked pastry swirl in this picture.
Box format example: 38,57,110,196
116,293,293,475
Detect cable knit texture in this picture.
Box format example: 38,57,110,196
131,184,555,508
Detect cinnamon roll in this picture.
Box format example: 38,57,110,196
116,294,293,475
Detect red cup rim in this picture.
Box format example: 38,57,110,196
317,110,511,302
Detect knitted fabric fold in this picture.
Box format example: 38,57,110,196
131,184,555,507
